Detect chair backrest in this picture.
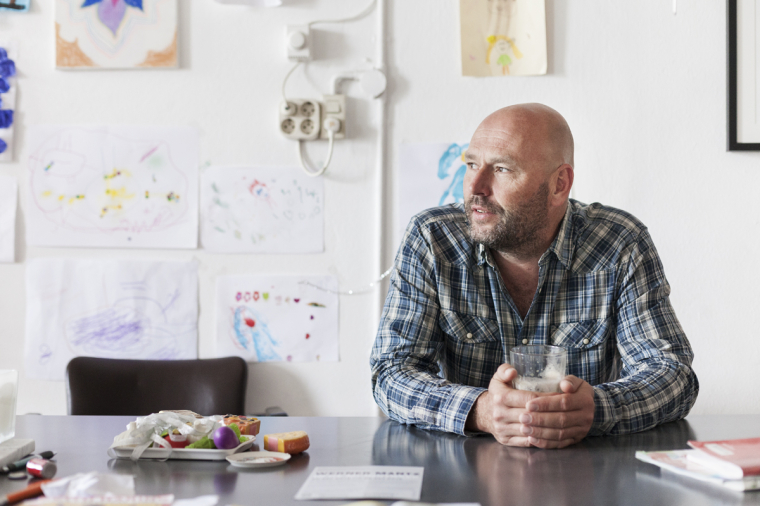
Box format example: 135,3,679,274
65,357,248,416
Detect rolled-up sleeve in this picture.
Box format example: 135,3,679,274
370,219,486,436
590,229,699,435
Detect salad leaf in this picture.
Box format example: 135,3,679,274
228,423,245,443
186,436,216,449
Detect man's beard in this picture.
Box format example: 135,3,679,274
466,182,550,254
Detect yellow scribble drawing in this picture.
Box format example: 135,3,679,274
486,35,523,75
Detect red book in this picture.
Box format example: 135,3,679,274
687,437,760,479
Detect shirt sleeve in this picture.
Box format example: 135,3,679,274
370,219,486,436
590,228,699,436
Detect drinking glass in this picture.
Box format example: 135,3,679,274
509,345,567,393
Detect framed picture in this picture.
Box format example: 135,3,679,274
727,0,760,150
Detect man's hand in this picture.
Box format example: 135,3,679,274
466,364,549,446
519,375,595,449
466,365,595,448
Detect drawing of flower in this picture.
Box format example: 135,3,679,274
81,0,143,36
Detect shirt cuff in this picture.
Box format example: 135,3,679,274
589,386,616,436
419,384,486,436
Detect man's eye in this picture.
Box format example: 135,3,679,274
495,166,510,173
466,163,477,169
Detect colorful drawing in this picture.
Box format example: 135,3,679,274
25,258,198,380
0,175,16,263
0,0,30,12
460,0,546,77
396,142,470,247
27,125,199,249
201,167,324,254
0,45,17,162
55,0,177,69
215,275,339,363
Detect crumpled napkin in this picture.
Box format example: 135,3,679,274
41,472,135,498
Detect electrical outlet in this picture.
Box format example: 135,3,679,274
321,94,346,139
279,99,321,140
286,25,311,62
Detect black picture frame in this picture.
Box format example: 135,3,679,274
727,0,760,150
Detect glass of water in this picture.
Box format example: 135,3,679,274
0,370,18,444
509,345,567,393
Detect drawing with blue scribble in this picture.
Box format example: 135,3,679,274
231,306,281,362
438,143,469,206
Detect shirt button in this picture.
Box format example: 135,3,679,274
466,333,473,339
582,338,590,345
521,339,528,344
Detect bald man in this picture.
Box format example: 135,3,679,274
371,104,698,448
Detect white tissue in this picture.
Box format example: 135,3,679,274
41,472,135,498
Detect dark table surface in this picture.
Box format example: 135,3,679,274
2,415,760,506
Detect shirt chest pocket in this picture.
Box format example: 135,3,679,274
550,318,614,384
439,310,500,344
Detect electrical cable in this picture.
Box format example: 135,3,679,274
307,0,377,28
299,264,394,295
298,129,335,177
281,61,302,103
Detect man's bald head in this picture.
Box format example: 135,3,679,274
474,103,574,172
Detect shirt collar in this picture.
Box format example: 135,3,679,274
473,202,575,270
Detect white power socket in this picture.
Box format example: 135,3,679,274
279,95,346,141
321,94,346,139
279,99,322,140
286,25,311,62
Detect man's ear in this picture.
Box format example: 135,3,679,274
552,164,574,201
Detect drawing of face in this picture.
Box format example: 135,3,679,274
495,39,510,54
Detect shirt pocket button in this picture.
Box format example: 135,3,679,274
466,333,473,339
582,338,590,345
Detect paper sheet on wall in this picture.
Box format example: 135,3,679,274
215,275,338,363
55,0,178,69
0,42,17,162
396,142,469,247
25,258,198,380
0,175,17,263
27,125,199,249
460,0,547,77
201,166,324,254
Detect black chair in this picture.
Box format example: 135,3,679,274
65,356,248,416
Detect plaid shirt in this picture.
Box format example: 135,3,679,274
371,200,698,437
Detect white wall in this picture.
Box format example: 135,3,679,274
0,0,756,417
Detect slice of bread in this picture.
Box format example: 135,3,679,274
263,430,310,454
223,415,260,436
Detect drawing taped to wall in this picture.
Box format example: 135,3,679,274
0,0,30,12
0,44,17,162
0,175,16,263
55,0,177,69
27,125,198,249
215,275,339,363
201,166,324,254
460,0,547,77
25,258,199,380
396,142,469,246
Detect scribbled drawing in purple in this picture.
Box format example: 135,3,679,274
81,0,144,36
231,306,281,362
67,306,148,354
38,345,52,365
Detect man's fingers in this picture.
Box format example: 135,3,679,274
527,436,579,449
519,423,587,442
519,410,587,430
526,391,585,413
494,363,518,383
559,375,583,394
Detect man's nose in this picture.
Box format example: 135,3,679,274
467,166,492,196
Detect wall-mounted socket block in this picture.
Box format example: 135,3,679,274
279,99,321,140
321,94,346,140
286,25,311,62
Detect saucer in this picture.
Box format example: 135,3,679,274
226,451,291,468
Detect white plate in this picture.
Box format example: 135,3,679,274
112,435,256,461
226,451,291,468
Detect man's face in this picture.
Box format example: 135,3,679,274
463,117,551,253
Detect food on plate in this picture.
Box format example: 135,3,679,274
223,415,260,436
159,410,204,419
186,423,246,449
163,429,189,449
213,426,240,450
263,431,310,454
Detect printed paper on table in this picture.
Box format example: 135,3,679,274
0,42,17,162
201,166,324,254
0,175,17,263
27,125,199,249
396,142,469,247
25,258,198,381
460,0,547,77
55,0,178,69
215,275,338,363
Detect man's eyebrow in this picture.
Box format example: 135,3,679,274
463,152,517,166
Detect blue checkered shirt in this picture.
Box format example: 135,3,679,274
371,200,698,437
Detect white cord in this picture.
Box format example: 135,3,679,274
298,129,335,177
281,61,301,103
307,0,377,28
299,264,394,295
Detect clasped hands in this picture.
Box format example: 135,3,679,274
467,363,595,448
